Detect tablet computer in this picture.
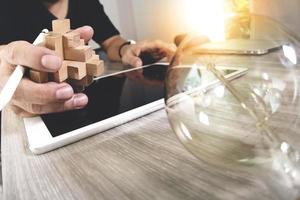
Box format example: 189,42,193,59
24,63,248,154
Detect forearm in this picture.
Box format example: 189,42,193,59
101,35,126,62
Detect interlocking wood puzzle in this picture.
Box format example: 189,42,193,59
29,19,104,91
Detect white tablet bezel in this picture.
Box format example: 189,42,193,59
24,98,165,154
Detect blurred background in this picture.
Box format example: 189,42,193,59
99,0,300,43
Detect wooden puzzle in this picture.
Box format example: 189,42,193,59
29,19,104,91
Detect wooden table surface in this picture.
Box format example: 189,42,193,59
1,108,230,200
2,16,300,200
2,105,291,200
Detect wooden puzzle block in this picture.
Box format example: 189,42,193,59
86,55,104,77
63,32,81,48
28,19,106,89
29,70,48,83
64,45,93,62
65,61,87,80
71,85,85,93
44,32,64,59
91,51,99,58
68,76,93,87
53,61,68,82
52,19,71,34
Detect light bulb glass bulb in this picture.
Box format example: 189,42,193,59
165,15,300,199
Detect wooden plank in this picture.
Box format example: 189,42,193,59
2,106,286,200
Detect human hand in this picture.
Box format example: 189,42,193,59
120,40,176,68
0,26,94,117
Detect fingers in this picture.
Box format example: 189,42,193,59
122,40,177,67
138,40,176,59
174,34,188,47
122,45,142,67
13,79,75,104
73,26,94,43
0,41,61,72
12,93,88,117
0,26,94,117
0,26,94,72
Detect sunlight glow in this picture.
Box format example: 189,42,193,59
185,0,226,42
283,45,298,65
214,85,225,98
199,112,210,126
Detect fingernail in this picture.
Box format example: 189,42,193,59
56,86,74,100
73,94,88,108
41,55,62,71
83,26,94,33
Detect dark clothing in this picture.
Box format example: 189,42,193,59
0,0,120,44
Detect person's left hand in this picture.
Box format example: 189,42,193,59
120,40,176,67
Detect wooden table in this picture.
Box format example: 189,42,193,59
2,105,293,200
2,16,300,200
1,107,232,200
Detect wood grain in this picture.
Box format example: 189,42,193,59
2,105,288,200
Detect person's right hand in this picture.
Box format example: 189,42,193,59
0,26,94,117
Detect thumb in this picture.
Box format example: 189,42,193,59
0,41,61,72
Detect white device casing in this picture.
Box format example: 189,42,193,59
24,99,164,154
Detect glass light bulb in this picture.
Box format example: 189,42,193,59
165,15,300,199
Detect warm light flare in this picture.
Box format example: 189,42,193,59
185,0,226,42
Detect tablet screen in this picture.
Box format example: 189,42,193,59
41,64,245,137
42,64,167,137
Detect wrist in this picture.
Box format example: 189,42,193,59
118,40,136,59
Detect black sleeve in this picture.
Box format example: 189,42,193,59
0,0,120,45
0,0,16,44
0,0,48,44
84,0,120,44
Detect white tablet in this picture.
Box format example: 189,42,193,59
24,63,248,154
